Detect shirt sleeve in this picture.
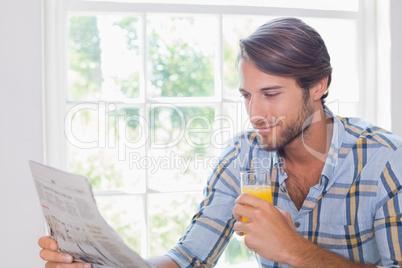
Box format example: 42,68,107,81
374,147,402,267
165,138,243,267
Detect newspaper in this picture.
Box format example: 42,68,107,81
29,160,154,268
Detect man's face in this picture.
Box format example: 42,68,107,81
238,60,315,151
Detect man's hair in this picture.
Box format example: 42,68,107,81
238,17,332,104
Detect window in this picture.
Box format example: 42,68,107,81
45,0,371,266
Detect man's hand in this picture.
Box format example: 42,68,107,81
38,236,180,268
233,193,376,268
233,193,299,264
38,236,91,268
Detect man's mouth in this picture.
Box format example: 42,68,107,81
255,125,277,134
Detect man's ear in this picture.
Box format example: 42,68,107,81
310,76,329,101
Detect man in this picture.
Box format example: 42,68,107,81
38,17,402,267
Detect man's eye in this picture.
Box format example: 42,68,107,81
241,93,251,99
265,93,279,97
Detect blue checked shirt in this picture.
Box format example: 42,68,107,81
166,108,402,267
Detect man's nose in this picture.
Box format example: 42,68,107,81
248,96,266,125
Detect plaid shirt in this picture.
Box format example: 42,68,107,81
166,108,402,267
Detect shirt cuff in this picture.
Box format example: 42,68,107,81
165,247,201,268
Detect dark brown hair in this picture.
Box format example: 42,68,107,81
238,17,332,104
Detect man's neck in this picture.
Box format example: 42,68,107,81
279,107,333,210
280,107,333,177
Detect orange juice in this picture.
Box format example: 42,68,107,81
241,185,272,222
241,185,273,203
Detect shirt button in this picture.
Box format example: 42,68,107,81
294,222,301,228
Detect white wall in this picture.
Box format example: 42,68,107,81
390,0,402,137
0,0,45,267
0,1,400,267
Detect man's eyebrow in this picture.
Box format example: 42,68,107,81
239,86,282,92
260,86,282,91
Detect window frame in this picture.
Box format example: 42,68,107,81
44,0,377,263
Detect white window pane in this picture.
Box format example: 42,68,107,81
66,103,147,192
68,15,142,101
147,105,219,192
98,15,142,100
148,192,203,257
147,15,218,98
96,195,145,255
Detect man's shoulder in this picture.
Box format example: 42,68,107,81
337,115,402,152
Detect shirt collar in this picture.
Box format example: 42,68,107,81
321,106,345,184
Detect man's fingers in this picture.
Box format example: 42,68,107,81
40,249,73,263
233,220,247,236
38,236,92,267
235,193,258,206
44,261,91,268
233,203,243,221
38,236,58,251
235,193,272,209
275,206,296,231
233,203,254,222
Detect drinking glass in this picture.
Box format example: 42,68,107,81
240,169,272,222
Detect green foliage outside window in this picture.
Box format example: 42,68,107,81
68,16,103,99
148,29,214,97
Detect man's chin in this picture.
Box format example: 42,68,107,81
256,134,279,152
260,143,279,152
